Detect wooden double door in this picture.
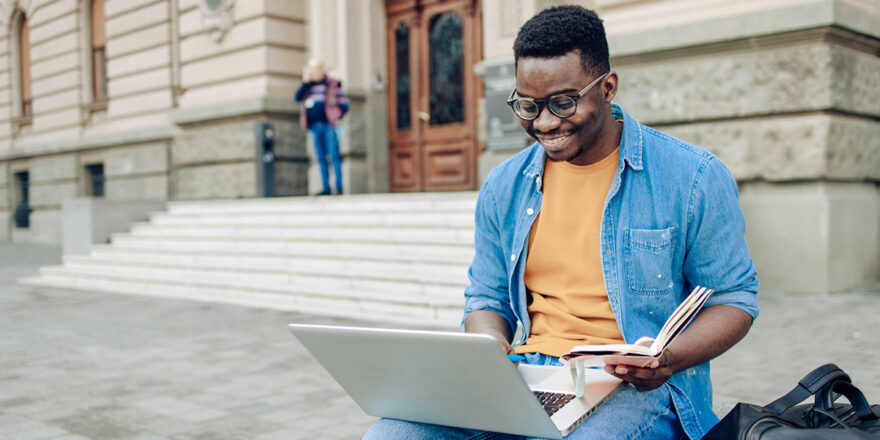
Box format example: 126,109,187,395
386,0,482,192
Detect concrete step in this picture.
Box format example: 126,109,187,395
89,240,475,264
21,192,478,327
147,211,475,228
19,270,464,328
164,192,477,215
36,263,464,304
124,224,475,245
61,253,469,286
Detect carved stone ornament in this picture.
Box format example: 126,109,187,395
1,0,35,35
199,0,235,42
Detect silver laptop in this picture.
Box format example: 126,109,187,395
289,324,622,439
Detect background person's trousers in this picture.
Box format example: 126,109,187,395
309,122,343,194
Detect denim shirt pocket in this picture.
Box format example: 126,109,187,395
625,227,677,295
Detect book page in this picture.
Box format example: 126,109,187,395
652,287,713,351
563,286,713,362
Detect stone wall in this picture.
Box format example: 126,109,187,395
176,0,307,109
0,136,172,243
171,102,309,199
79,141,171,200
738,182,879,293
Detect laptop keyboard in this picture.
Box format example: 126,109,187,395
533,391,576,416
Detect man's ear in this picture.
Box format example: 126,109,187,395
603,71,618,103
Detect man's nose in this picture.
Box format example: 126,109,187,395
532,106,562,133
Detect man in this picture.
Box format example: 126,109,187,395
365,5,758,439
295,58,349,195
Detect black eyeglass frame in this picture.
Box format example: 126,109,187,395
506,72,609,121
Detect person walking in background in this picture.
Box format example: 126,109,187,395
295,58,349,196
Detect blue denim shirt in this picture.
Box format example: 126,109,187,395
463,103,759,439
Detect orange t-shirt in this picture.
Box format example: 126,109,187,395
514,148,625,357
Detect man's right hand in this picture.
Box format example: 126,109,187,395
464,310,515,354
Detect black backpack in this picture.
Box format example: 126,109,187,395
704,364,880,439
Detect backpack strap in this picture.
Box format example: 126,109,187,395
816,379,879,421
765,364,850,415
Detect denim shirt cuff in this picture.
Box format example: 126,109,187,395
461,297,518,334
704,290,759,319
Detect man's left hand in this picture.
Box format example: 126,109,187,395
604,349,675,391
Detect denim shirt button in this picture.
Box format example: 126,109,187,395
510,254,516,262
527,208,534,215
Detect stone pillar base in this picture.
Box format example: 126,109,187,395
10,210,61,245
740,181,880,294
61,198,167,255
0,212,10,242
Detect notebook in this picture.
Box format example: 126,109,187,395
289,324,622,439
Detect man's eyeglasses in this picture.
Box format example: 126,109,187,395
506,73,608,121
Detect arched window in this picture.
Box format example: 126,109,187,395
91,0,107,101
18,13,32,116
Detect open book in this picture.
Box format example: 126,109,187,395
561,286,714,368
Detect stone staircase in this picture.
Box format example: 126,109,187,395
19,192,479,328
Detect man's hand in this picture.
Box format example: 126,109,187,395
604,349,675,391
606,305,752,391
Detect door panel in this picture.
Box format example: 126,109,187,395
386,0,481,192
425,10,464,127
423,140,474,189
390,141,420,191
386,10,421,191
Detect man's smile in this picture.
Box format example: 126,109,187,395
536,131,574,150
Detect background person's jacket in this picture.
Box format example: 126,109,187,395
295,76,349,129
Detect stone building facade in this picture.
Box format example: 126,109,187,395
0,0,878,294
0,0,313,245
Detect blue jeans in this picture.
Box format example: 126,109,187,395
309,122,342,194
362,353,685,440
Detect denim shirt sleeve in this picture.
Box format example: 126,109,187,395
684,157,760,318
461,178,518,333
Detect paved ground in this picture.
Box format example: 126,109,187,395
1,243,878,439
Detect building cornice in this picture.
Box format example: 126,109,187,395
607,0,880,58
0,125,178,161
169,95,300,126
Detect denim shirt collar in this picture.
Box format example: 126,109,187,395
613,102,644,171
522,152,544,179
521,102,643,180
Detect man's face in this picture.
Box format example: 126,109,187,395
515,51,613,166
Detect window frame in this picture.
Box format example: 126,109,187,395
84,163,106,198
18,13,32,117
90,0,107,102
9,9,33,130
80,0,108,119
13,171,31,229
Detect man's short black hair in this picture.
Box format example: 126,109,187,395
513,5,610,74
